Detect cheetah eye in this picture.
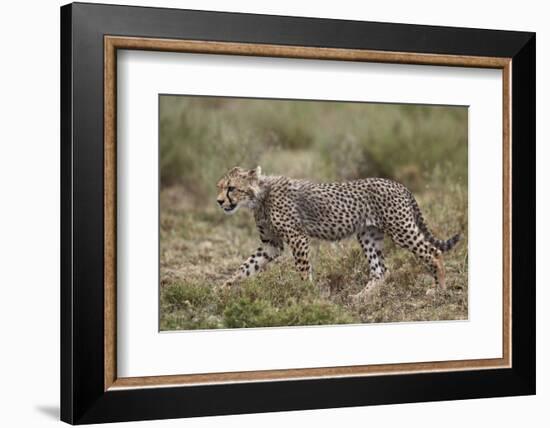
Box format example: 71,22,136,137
227,186,235,192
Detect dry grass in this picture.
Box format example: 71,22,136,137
160,173,468,330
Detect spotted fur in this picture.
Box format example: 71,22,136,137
216,166,460,295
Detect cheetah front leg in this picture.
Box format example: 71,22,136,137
288,234,312,281
352,226,386,301
221,240,283,288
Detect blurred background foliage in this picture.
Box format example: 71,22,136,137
160,96,467,196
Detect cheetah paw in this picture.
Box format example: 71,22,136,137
350,279,382,304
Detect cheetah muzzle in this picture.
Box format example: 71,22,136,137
216,166,461,298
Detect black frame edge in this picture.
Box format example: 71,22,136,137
60,3,74,425
71,1,533,57
510,33,536,393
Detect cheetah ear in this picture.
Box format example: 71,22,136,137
248,166,262,178
228,166,243,175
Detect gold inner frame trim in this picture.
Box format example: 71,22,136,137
104,35,512,391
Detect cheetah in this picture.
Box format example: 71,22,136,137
216,166,460,299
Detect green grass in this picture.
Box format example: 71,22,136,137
159,96,468,330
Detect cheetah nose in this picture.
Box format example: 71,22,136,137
217,199,224,206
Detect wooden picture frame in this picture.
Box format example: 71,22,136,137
61,2,535,424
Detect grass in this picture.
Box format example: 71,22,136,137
159,96,468,331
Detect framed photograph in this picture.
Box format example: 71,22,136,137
60,2,535,424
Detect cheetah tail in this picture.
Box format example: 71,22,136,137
410,194,461,253
437,233,461,252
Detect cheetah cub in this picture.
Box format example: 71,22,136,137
216,166,460,299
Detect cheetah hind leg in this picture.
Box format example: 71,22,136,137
388,223,447,294
352,227,387,303
398,237,446,295
422,252,446,296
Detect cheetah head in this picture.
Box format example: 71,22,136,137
216,166,262,215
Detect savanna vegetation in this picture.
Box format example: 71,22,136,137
159,95,468,330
